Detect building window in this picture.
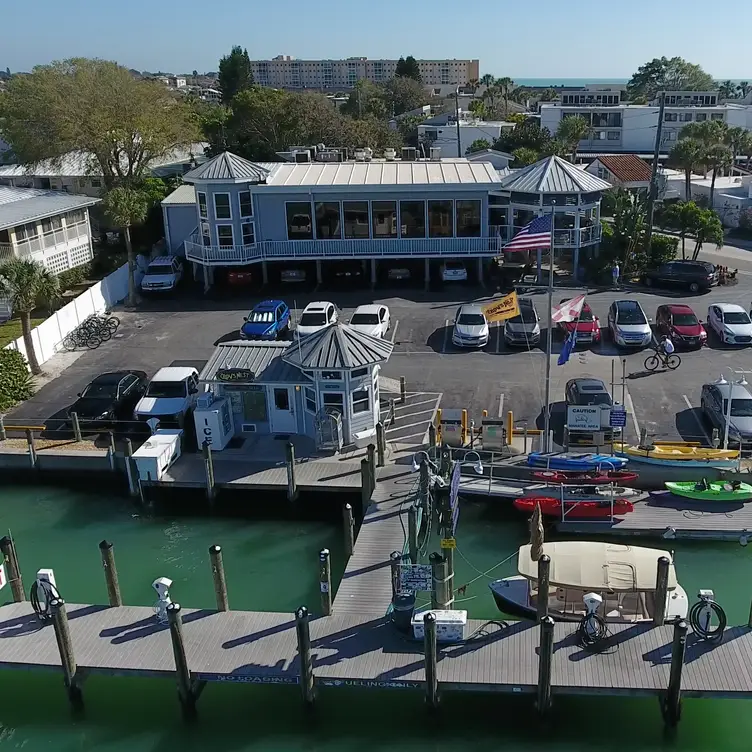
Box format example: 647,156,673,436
695,113,707,122
241,222,255,245
399,200,426,238
214,193,231,220
198,192,208,218
286,202,313,240
352,387,370,414
680,113,693,122
321,370,342,381
305,387,317,413
315,202,342,239
90,178,102,188
607,131,620,140
239,191,253,217
455,200,481,237
323,392,344,415
217,225,234,247
343,201,369,238
371,201,397,238
664,112,678,122
273,388,290,411
41,216,63,233
352,367,369,378
428,200,453,238
711,113,724,120
15,222,38,240
201,222,211,246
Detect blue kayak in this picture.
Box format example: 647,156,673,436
527,452,629,471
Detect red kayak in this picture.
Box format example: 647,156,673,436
514,496,635,518
532,469,639,485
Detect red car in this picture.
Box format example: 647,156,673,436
557,298,601,345
227,266,254,287
655,304,707,349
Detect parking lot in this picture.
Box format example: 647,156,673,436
11,259,752,451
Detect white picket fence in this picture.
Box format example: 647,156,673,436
4,263,142,368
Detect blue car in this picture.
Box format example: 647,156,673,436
240,300,290,340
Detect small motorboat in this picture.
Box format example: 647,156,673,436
527,452,628,471
514,496,635,518
489,541,688,623
532,469,639,485
665,479,752,502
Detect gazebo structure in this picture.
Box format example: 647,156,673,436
490,155,613,280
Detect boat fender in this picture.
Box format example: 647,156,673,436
740,531,749,547
662,526,677,540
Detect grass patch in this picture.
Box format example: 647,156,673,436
0,317,47,348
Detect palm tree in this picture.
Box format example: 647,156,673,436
495,76,514,114
737,81,750,98
690,208,724,261
680,120,729,204
663,201,702,259
556,115,590,163
102,187,150,307
0,259,59,375
725,126,749,165
718,80,736,100
706,143,733,206
669,138,704,200
479,74,495,88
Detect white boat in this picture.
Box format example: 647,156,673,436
489,541,688,623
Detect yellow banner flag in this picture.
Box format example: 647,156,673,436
483,291,520,323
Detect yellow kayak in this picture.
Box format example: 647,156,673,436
617,443,739,461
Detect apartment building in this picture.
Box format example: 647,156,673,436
250,55,479,90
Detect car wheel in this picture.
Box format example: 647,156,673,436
689,282,700,294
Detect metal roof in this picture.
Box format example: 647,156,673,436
498,155,613,194
283,322,394,370
0,186,99,231
161,184,197,205
183,152,271,183
199,341,301,383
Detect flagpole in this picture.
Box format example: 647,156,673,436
542,202,556,453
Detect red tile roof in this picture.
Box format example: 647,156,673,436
595,154,652,183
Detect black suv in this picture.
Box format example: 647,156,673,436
643,260,718,294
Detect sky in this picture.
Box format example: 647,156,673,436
2,0,751,80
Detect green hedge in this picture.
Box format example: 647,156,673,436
0,349,34,412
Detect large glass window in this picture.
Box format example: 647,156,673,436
352,387,370,414
343,201,369,239
217,225,234,247
455,200,481,237
214,193,231,219
428,200,453,238
198,192,208,219
241,222,255,245
239,191,253,217
315,202,341,239
286,202,313,240
201,222,211,246
399,201,426,238
372,201,397,238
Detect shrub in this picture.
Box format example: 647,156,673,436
647,234,679,269
0,349,34,412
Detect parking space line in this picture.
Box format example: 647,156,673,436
395,398,439,410
497,392,505,418
389,319,399,343
624,388,640,439
386,419,434,434
443,320,451,353
390,407,437,421
682,394,711,444
389,431,431,444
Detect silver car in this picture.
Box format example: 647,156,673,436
701,380,752,448
504,298,540,347
452,304,489,348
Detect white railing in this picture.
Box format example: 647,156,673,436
13,221,89,256
0,243,14,263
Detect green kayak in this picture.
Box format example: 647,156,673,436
665,480,752,502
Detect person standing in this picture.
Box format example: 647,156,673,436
611,261,620,288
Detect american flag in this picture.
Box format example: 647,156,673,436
502,214,552,252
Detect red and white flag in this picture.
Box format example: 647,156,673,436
551,294,586,323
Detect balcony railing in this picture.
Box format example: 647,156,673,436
0,242,14,263
13,220,89,256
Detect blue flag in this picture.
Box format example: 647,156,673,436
557,329,577,366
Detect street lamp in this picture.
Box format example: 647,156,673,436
411,451,445,487
461,450,484,476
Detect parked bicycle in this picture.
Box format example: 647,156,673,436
62,314,120,351
644,349,681,372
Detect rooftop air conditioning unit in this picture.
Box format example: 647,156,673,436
293,150,311,163
430,146,442,161
384,148,397,161
316,149,340,163
363,147,373,162
402,147,417,161
354,148,367,162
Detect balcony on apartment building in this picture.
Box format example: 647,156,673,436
490,224,602,248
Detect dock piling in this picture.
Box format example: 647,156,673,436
202,441,216,502
98,540,122,607
107,431,117,471
295,606,315,706
25,429,37,470
423,611,439,709
0,415,5,441
366,444,376,487
428,423,437,450
653,556,671,626
0,535,25,602
536,554,551,620
209,544,229,612
408,503,419,564
360,458,372,514
167,602,197,720
343,504,355,558
400,376,407,404
285,441,298,502
536,615,555,716
319,549,332,616
50,598,83,708
429,552,451,609
390,550,402,599
70,412,82,442
376,422,386,467
662,618,688,727
123,438,138,497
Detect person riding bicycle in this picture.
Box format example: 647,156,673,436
660,335,675,360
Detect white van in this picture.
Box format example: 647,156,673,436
135,367,200,427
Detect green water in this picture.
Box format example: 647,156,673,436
0,486,751,751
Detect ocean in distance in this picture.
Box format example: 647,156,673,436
511,77,750,87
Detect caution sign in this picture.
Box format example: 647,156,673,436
440,538,456,549
483,291,520,323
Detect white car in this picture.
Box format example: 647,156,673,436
707,303,752,345
297,301,338,337
441,261,468,282
452,304,489,348
135,367,200,428
140,256,183,292
348,304,390,338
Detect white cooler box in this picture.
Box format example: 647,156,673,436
411,609,467,642
132,429,183,482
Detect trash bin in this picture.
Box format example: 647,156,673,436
391,591,416,633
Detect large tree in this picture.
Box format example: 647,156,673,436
394,56,421,81
494,119,553,154
512,147,539,167
218,46,253,104
669,137,704,200
383,76,428,116
626,57,715,102
0,58,198,190
681,120,730,205
0,259,59,375
340,80,389,120
466,138,491,154
556,115,590,163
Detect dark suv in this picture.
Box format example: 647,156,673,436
643,260,717,294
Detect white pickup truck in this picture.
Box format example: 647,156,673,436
135,367,200,428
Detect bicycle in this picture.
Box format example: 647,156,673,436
644,349,681,371
61,313,120,351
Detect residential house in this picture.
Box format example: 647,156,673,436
418,114,516,158
585,154,653,191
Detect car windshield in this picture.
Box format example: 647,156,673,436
350,313,380,325
445,262,465,270
249,311,274,323
723,312,751,325
580,392,612,406
577,309,594,322
146,381,187,398
672,313,698,326
82,382,118,399
617,306,646,325
300,313,327,326
147,264,173,275
458,314,486,325
508,306,536,324
724,399,752,417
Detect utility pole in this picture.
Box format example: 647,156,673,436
644,92,666,252
455,87,462,158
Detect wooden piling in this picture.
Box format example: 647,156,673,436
399,376,407,404
428,423,437,450
342,504,355,558
653,556,671,626
166,602,196,719
0,415,6,441
99,540,122,607
536,615,555,715
295,606,315,706
50,598,83,707
123,438,138,497
0,535,25,602
26,429,37,470
366,444,376,490
375,422,386,466
389,550,402,600
423,611,439,709
202,441,216,502
360,458,371,514
107,431,117,472
662,619,688,727
536,554,551,620
319,549,332,616
408,503,419,565
70,411,82,442
429,552,450,609
209,544,229,612
285,441,298,502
